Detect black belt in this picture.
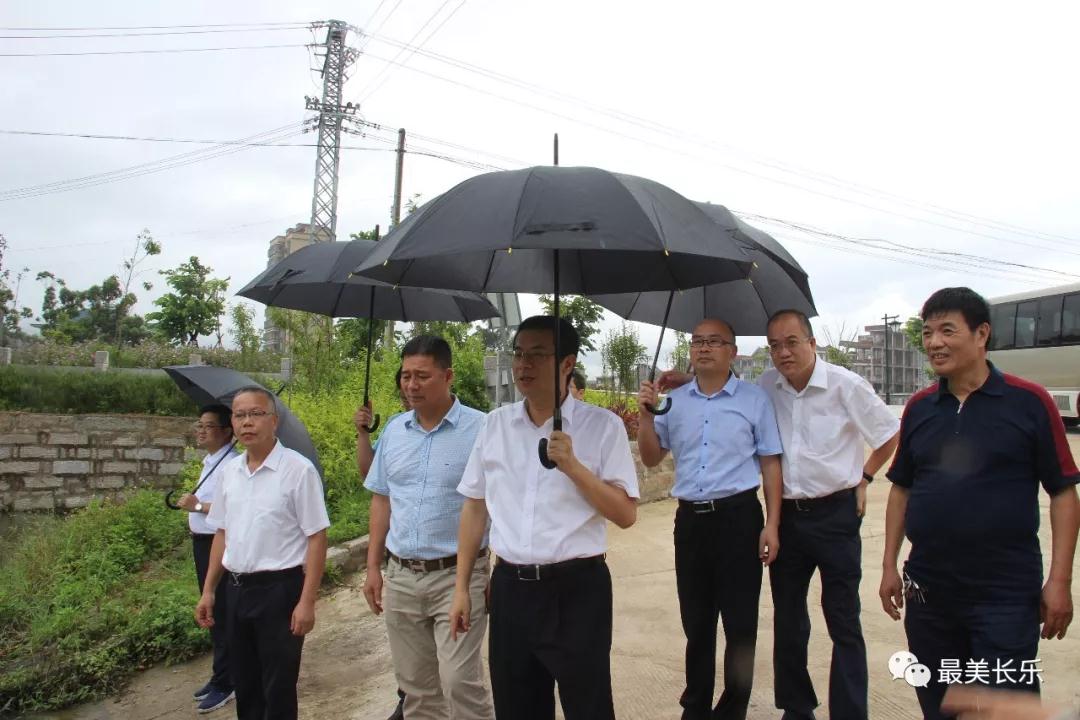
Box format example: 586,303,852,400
386,547,488,573
228,565,303,587
782,487,855,512
191,532,216,540
495,554,605,582
678,488,758,514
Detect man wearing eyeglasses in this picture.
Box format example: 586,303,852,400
195,387,330,720
178,405,238,714
760,310,898,720
639,318,783,720
450,315,639,720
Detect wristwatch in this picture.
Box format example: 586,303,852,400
862,471,874,483
194,502,204,513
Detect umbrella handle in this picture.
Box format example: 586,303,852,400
164,489,182,510
363,414,381,434
643,397,673,415
538,438,557,469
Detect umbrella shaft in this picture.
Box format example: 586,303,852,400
552,249,562,432
649,290,676,382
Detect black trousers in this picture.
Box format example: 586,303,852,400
674,490,764,720
904,579,1040,720
192,534,232,692
227,567,306,720
488,558,615,720
769,489,866,720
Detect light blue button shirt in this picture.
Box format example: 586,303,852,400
654,373,783,501
364,398,486,560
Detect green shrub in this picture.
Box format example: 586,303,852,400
0,366,197,416
0,491,208,712
12,338,282,373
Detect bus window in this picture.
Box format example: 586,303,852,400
1036,295,1063,346
1063,294,1080,343
1015,301,1037,348
991,303,1016,349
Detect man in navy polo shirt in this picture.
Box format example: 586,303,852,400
880,287,1080,720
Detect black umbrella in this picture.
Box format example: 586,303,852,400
351,166,753,467
589,205,817,398
163,365,322,509
235,237,501,432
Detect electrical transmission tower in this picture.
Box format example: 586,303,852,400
305,20,360,244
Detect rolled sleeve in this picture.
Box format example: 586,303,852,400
295,466,331,537
600,415,640,499
753,393,783,456
846,376,901,450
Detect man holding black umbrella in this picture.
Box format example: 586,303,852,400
639,318,783,720
449,316,639,720
195,387,330,720
178,405,238,714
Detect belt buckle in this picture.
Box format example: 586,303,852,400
693,500,714,514
407,558,427,572
230,571,243,587
794,498,811,512
516,564,541,581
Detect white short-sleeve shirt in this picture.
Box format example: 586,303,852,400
206,440,331,573
457,394,640,565
760,359,900,499
188,443,239,535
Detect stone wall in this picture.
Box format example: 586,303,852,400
630,441,675,503
0,412,198,512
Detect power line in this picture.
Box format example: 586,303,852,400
0,43,308,57
0,26,311,39
356,32,1080,249
0,21,310,31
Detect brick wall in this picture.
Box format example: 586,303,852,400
0,412,199,512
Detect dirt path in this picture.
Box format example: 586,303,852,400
38,440,1080,719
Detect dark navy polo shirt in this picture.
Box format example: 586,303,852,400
887,362,1078,602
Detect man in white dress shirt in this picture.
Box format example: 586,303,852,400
761,310,899,720
177,405,238,713
448,315,639,720
195,387,330,720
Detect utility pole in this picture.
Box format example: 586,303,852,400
305,19,360,245
382,128,407,350
882,313,899,404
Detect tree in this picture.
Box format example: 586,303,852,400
410,321,472,345
147,257,229,345
537,295,605,353
667,331,690,371
602,322,647,393
266,307,343,393
336,317,389,359
903,316,925,353
230,302,262,357
115,229,161,349
825,346,853,369
35,270,149,345
0,235,32,344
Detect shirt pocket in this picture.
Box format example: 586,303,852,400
801,408,850,459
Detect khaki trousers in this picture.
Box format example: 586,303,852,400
383,556,494,720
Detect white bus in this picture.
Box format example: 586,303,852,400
987,282,1080,424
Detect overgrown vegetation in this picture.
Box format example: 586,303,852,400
0,366,196,416
12,338,282,373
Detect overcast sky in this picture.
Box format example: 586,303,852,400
3,1,1079,377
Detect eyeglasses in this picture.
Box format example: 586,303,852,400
232,410,275,421
192,423,226,431
767,338,810,354
689,338,735,349
510,349,556,364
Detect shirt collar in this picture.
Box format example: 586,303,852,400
241,438,284,474
934,360,1004,402
202,443,234,466
512,391,577,428
689,372,739,398
775,358,828,395
403,396,462,431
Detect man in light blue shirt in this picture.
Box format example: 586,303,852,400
638,318,783,720
362,335,494,720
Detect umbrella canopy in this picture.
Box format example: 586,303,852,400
589,203,817,337
351,166,753,293
351,166,753,466
164,365,321,477
235,239,502,321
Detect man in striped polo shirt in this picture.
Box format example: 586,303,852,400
881,287,1080,720
363,335,494,720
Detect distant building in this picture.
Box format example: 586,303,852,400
841,323,930,404
263,223,331,353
